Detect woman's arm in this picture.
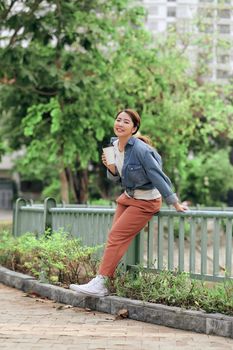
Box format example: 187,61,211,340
142,150,187,211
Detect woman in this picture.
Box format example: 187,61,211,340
70,109,187,297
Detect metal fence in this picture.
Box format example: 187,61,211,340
13,197,233,282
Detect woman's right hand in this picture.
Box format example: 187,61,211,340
173,202,189,212
102,153,116,174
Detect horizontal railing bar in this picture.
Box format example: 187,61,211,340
25,203,233,210
159,210,233,218
49,208,115,214
20,207,44,213
189,273,233,282
19,206,233,217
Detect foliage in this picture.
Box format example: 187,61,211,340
180,149,233,205
41,178,62,202
88,198,115,207
0,229,102,285
109,267,233,316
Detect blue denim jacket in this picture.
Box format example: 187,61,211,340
107,137,178,205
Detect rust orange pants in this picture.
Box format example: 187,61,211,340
98,193,162,277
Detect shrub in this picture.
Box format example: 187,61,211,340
109,267,233,316
180,149,233,205
0,229,102,285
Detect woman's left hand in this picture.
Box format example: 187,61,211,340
173,202,189,212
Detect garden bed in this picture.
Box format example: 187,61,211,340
1,230,233,338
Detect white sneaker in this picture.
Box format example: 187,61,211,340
69,275,109,297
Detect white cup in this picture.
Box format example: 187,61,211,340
103,146,115,165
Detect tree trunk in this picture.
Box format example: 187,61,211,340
59,169,69,203
66,167,78,202
72,168,89,204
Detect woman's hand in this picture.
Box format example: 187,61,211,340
173,202,189,212
102,152,116,175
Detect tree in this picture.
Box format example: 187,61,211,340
0,0,148,202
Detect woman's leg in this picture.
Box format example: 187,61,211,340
111,194,127,226
70,194,161,296
99,195,162,277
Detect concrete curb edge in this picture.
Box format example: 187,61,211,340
0,265,232,338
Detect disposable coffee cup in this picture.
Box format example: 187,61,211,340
103,145,115,165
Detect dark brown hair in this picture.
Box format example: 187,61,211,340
115,109,141,135
136,135,153,146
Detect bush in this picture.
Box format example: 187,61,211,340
108,267,233,316
0,230,102,285
2,230,233,316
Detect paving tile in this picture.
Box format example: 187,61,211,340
1,283,233,350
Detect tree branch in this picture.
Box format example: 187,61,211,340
0,0,17,21
6,0,44,48
0,80,58,96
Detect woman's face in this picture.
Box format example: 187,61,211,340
114,112,137,138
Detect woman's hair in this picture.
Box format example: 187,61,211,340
136,134,153,146
115,109,141,135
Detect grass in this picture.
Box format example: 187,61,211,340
0,221,12,233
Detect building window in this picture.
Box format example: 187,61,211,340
217,9,231,18
167,7,176,17
217,69,229,79
218,24,231,34
198,8,214,18
217,54,230,64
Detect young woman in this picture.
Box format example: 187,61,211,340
70,109,187,297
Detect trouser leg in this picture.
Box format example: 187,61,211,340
98,194,161,277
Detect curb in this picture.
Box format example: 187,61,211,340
1,266,233,338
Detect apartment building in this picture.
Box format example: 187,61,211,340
142,0,233,83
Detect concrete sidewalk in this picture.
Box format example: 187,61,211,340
1,284,233,350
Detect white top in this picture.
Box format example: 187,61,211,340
113,140,161,200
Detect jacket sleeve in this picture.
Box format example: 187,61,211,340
107,168,120,182
142,150,179,205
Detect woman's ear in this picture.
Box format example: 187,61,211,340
132,126,137,135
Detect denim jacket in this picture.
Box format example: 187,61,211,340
107,137,178,205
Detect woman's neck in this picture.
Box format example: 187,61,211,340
118,136,132,152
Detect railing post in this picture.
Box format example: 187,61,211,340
124,233,141,271
13,198,26,237
43,197,56,233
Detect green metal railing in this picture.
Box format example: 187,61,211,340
13,197,233,282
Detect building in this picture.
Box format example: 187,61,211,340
0,153,20,209
0,150,43,209
142,0,233,83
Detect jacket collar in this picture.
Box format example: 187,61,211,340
110,136,136,146
127,137,136,146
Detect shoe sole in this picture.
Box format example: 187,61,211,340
70,285,108,298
